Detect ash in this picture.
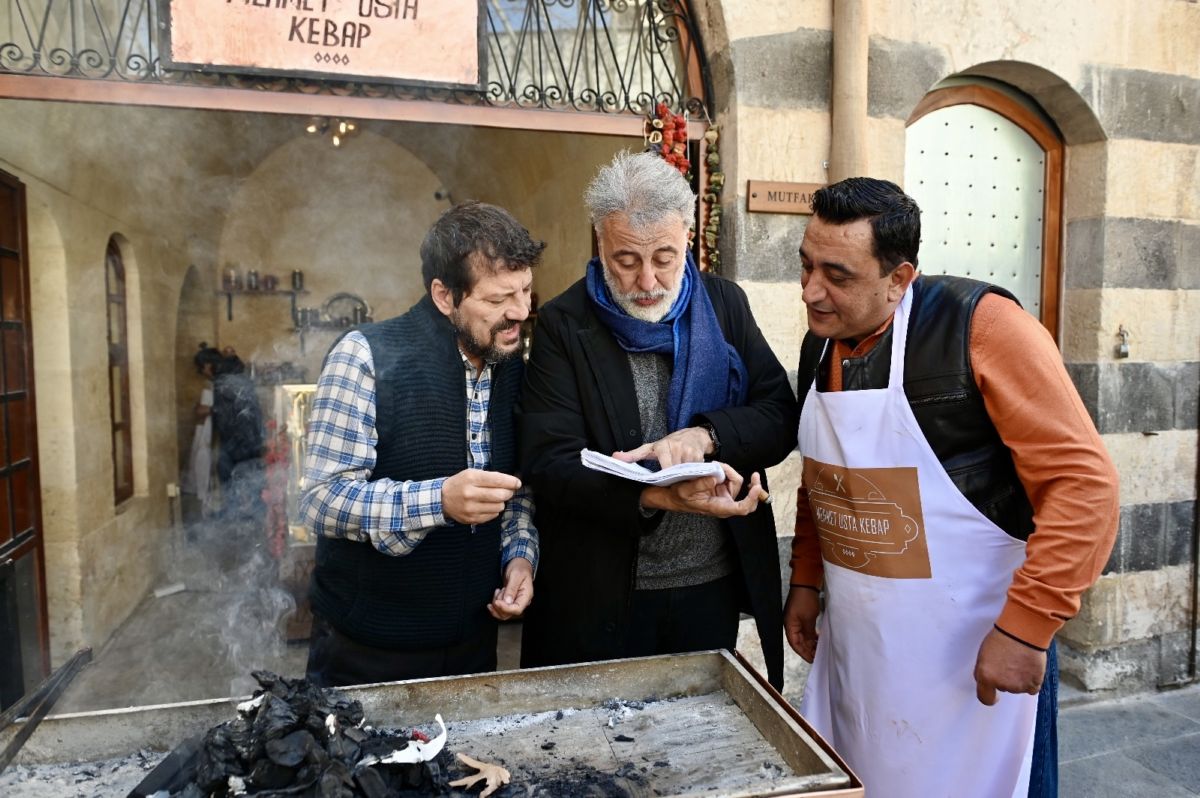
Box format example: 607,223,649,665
600,698,648,728
0,749,162,797
503,760,653,797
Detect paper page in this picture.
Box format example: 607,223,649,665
580,449,726,486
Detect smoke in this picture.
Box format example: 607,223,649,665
221,544,298,698
167,487,301,700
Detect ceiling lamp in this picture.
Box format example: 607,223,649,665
304,117,359,148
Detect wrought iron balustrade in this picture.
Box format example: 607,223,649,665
0,0,710,116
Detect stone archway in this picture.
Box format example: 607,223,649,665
174,262,215,522
956,61,1107,146
25,196,84,662
215,129,445,380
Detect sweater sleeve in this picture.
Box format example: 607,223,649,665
971,293,1120,648
790,480,825,589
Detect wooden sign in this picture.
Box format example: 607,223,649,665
158,0,484,89
747,181,823,215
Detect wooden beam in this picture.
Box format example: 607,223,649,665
0,74,710,138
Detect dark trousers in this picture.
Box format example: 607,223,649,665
1028,640,1059,797
305,614,498,688
620,572,741,659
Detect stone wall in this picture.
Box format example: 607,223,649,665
697,0,1199,697
0,100,240,660
216,125,635,381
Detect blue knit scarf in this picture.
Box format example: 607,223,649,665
585,251,747,432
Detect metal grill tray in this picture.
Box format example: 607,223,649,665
3,650,863,797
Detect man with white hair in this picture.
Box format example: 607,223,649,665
517,151,798,687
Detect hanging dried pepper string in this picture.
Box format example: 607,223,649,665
700,126,723,273
645,103,722,273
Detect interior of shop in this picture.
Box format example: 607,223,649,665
0,96,637,710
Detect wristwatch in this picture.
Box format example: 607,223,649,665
700,421,721,460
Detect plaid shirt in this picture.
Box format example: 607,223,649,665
299,331,538,570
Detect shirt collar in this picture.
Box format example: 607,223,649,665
836,313,896,359
457,347,496,376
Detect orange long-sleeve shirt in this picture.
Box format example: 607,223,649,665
790,293,1119,649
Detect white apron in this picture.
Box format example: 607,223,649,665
185,387,215,516
798,289,1036,798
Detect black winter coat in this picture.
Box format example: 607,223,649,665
517,273,799,688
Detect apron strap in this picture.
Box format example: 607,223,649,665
887,288,913,391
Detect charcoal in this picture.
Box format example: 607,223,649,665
227,716,263,763
316,759,354,797
250,670,362,736
253,693,301,741
342,727,369,744
293,762,323,788
193,749,234,794
425,751,451,788
247,758,296,789
130,671,446,797
325,731,360,763
195,724,247,792
351,767,389,798
265,730,317,768
358,731,412,760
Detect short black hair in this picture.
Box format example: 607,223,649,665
194,344,222,375
194,344,244,376
811,178,921,274
420,201,545,304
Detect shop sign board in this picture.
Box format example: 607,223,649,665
158,0,484,89
746,181,823,215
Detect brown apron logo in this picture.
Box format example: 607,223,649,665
803,457,931,579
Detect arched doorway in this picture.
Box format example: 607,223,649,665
175,263,215,524
905,81,1064,338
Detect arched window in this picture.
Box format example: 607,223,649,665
905,81,1064,339
105,237,133,503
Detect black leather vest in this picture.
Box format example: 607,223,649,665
309,297,521,650
798,275,1036,541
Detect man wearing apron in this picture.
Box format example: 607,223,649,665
785,178,1118,797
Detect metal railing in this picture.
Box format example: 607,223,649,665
0,0,710,116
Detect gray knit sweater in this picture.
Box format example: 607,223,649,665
628,352,734,590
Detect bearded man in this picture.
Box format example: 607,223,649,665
301,201,543,686
517,151,798,688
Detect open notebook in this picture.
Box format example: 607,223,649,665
580,448,726,486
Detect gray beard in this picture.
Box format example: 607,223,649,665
601,266,684,323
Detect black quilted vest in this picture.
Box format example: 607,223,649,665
308,296,521,649
798,275,1036,541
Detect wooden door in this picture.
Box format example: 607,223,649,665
905,84,1064,339
0,169,48,709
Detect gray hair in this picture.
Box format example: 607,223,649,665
584,150,696,232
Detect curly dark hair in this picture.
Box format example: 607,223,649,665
420,201,545,305
811,178,921,275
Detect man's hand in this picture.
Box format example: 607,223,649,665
784,587,821,662
641,463,767,518
973,627,1047,706
612,427,712,469
441,469,522,525
488,557,533,620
